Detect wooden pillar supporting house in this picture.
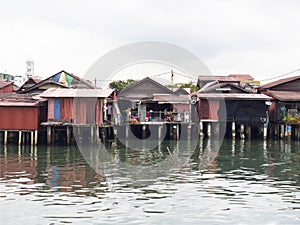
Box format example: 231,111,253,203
187,123,191,140
246,126,251,139
199,121,203,137
158,125,162,140
47,126,52,145
142,124,146,139
280,124,285,138
176,124,180,140
207,122,211,137
4,130,7,145
30,131,34,145
18,131,22,145
34,130,38,145
66,126,71,145
232,121,236,138
90,125,94,142
240,124,245,139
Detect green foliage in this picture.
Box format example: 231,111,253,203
109,79,136,92
180,83,198,93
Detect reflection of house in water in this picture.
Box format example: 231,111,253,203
116,77,194,140
0,146,104,194
259,75,300,139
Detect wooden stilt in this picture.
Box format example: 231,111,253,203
126,125,129,139
96,126,100,144
207,122,211,137
18,131,22,146
31,131,34,146
176,124,179,140
142,124,146,139
47,126,52,145
246,126,251,139
240,124,245,139
199,121,203,137
158,125,162,140
280,124,285,138
214,122,220,138
187,123,191,140
66,126,70,145
90,126,94,142
232,121,236,138
4,130,8,145
34,130,38,145
263,124,267,139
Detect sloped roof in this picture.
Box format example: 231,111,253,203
198,75,241,82
174,87,190,95
194,93,271,100
45,70,96,89
18,70,97,93
18,79,69,93
260,75,300,89
118,77,174,100
0,80,13,89
152,94,191,103
199,82,250,93
266,90,300,101
18,77,43,92
0,93,46,106
228,74,254,80
40,88,114,98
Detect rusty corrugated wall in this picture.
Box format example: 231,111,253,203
0,106,39,130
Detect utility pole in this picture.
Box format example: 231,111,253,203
171,69,174,91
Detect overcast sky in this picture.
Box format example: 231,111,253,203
1,0,299,83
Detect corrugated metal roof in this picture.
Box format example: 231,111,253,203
198,75,241,82
260,75,300,89
199,82,250,93
153,94,191,102
40,88,114,98
228,74,254,80
267,90,300,101
0,93,46,106
195,93,271,100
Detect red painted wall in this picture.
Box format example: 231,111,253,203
198,99,220,120
0,107,39,130
0,83,13,93
47,98,104,125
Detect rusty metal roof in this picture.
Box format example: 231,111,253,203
260,75,300,89
40,88,114,98
195,93,271,100
153,94,191,103
267,90,300,101
228,74,254,80
0,93,46,106
198,75,241,82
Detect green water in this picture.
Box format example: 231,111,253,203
0,139,299,224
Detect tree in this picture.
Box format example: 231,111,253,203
180,83,198,93
109,79,136,92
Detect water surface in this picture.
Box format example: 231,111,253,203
0,139,299,224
